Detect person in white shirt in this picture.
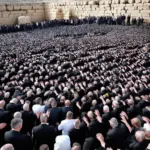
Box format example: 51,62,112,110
58,111,75,135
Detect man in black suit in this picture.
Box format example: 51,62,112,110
105,117,129,150
6,98,22,115
69,119,84,146
32,113,57,150
21,103,37,135
0,100,12,147
126,99,141,119
47,100,61,126
61,100,73,120
4,118,32,150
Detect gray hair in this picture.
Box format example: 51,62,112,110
135,131,145,141
14,112,22,119
0,144,14,150
10,98,18,104
4,92,10,98
109,117,118,128
11,118,23,129
23,103,29,111
112,100,119,108
103,105,110,112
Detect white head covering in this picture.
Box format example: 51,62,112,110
143,123,150,132
32,105,45,114
54,135,71,150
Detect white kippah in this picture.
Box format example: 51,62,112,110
143,123,150,132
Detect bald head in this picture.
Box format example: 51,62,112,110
65,100,70,107
87,111,94,120
0,100,5,109
0,144,14,150
131,118,141,128
40,113,48,124
74,119,80,129
127,99,134,106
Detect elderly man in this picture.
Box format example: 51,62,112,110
21,103,37,135
32,113,57,150
4,118,32,150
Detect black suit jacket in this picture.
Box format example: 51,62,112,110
21,110,37,134
32,124,57,150
69,128,85,146
6,103,22,114
126,105,141,119
61,106,73,120
4,130,32,150
48,107,62,126
0,109,12,147
105,123,129,149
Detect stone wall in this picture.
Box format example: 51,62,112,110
46,0,150,22
0,3,45,25
0,0,150,25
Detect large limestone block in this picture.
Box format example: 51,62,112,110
144,3,150,6
120,0,128,3
99,0,105,5
128,0,135,3
0,17,17,25
105,0,112,4
135,0,142,3
141,10,150,17
142,0,150,2
20,4,32,10
143,17,150,23
18,16,31,24
31,15,44,22
14,5,21,10
0,5,6,11
2,11,10,18
27,10,35,14
6,5,13,11
88,0,99,5
35,10,44,13
112,0,120,4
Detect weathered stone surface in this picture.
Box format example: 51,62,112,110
6,5,13,11
20,4,32,10
0,5,6,11
14,5,21,10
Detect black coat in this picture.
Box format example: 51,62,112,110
6,103,22,114
48,107,62,126
105,123,129,150
4,130,32,150
0,109,12,147
32,124,57,150
21,110,37,134
61,106,73,120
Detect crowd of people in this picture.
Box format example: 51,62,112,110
0,15,144,34
0,22,150,150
